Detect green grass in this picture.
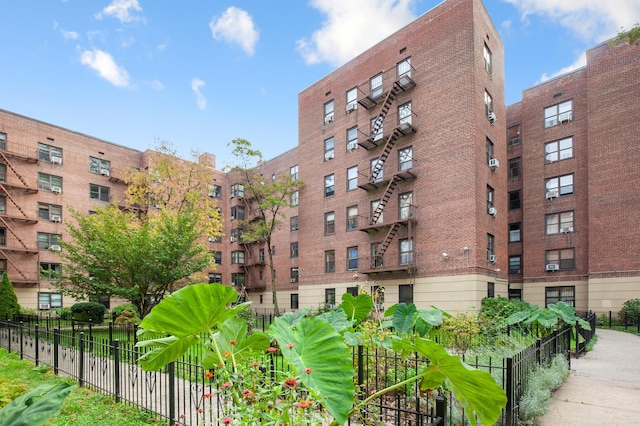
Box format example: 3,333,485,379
0,348,162,426
597,325,640,336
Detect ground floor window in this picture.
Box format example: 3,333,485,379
325,288,336,307
208,273,222,283
291,293,299,310
545,286,575,307
487,282,495,298
508,288,522,300
38,292,62,310
346,286,358,296
399,284,413,304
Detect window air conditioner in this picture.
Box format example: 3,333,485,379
50,245,62,252
488,255,497,264
50,214,61,222
324,115,334,124
324,152,334,161
346,102,357,113
100,168,110,176
51,156,62,165
208,237,215,242
51,186,62,194
546,264,560,271
290,278,297,283
546,190,558,199
488,112,497,124
488,158,499,169
488,207,497,217
558,111,573,123
561,226,574,233
39,303,51,310
347,142,358,152
325,304,336,309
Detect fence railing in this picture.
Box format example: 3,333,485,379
0,316,593,426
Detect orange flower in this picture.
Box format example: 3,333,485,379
203,393,212,398
286,343,295,349
230,340,238,345
266,347,278,353
222,381,232,388
204,371,214,379
295,399,314,409
283,378,298,389
304,368,313,374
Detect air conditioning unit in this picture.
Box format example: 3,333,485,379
546,264,560,271
561,226,574,233
347,142,358,152
290,278,297,283
488,207,497,216
346,102,357,113
50,245,62,252
546,190,558,199
51,186,62,194
39,303,51,310
559,111,573,123
208,237,216,242
488,111,497,124
324,115,334,124
325,303,336,309
50,214,61,222
100,168,110,176
488,158,499,169
324,152,334,161
51,156,62,165
488,255,497,264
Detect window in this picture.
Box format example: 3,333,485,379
324,211,335,235
209,185,222,198
546,248,575,271
39,203,63,222
90,157,110,175
40,263,61,281
509,223,521,242
346,286,358,296
371,243,383,268
0,196,5,215
325,174,335,197
212,251,222,265
0,132,6,150
507,125,521,146
259,248,265,263
208,273,222,284
231,273,245,287
230,184,244,198
399,192,413,220
88,184,109,202
399,284,413,304
546,174,574,197
347,206,358,231
325,288,336,306
346,87,358,112
0,164,4,181
372,285,385,307
509,191,521,210
324,100,334,124
325,250,335,273
38,143,62,163
545,286,575,307
546,211,574,234
508,158,521,178
370,73,383,100
230,228,243,242
370,117,383,141
487,234,495,261
290,268,299,283
545,137,573,163
38,292,62,309
399,238,414,265
486,138,494,165
398,102,412,125
397,57,411,79
230,205,245,220
291,190,299,206
291,293,299,310
290,165,299,181
398,146,413,171
290,216,299,231
324,137,334,161
347,166,358,191
37,232,61,250
231,251,245,265
509,256,521,274
347,246,358,270
371,200,383,224
483,43,492,75
487,282,495,298
290,242,298,258
544,100,573,128
347,127,358,151
487,185,494,213
484,90,494,117
371,157,383,182
38,173,63,193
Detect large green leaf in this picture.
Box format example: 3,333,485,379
277,307,310,327
269,316,354,425
202,317,270,369
506,309,531,325
137,335,201,371
0,382,77,426
392,303,418,334
340,293,373,324
317,308,354,334
395,338,507,426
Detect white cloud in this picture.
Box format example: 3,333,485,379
504,0,640,43
191,78,207,109
96,0,143,23
80,49,130,88
296,0,417,67
209,7,259,56
148,80,164,91
538,51,586,83
60,29,79,40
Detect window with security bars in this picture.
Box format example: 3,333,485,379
545,286,575,307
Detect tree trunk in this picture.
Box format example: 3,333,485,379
267,241,280,316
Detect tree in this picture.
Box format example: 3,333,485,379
0,272,20,319
613,24,640,46
55,205,212,318
228,139,304,316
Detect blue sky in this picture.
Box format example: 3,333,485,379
1,0,638,168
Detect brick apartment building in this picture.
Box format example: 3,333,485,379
1,0,638,314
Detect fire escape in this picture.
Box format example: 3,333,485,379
357,68,418,275
0,141,40,285
239,196,267,295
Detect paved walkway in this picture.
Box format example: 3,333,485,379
538,328,640,425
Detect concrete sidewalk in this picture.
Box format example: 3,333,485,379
538,328,640,425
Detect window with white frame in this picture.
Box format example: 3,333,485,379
324,211,335,235
370,117,383,141
399,238,414,265
89,184,109,201
398,146,413,171
324,137,334,161
38,203,62,221
544,100,572,127
290,267,299,283
230,205,245,220
346,87,358,112
40,263,61,281
370,73,383,99
290,215,299,231
291,190,299,206
231,250,245,265
509,223,521,242
483,43,492,75
0,132,6,150
38,173,63,193
325,250,335,273
347,205,358,231
38,232,61,250
545,137,573,163
90,157,111,175
486,138,494,165
38,292,62,309
484,90,494,117
325,174,335,197
508,125,521,146
397,58,411,79
487,233,495,261
546,248,575,271
399,192,413,220
290,242,298,258
324,100,335,124
38,143,62,163
546,174,574,197
487,185,494,213
290,165,299,181
509,256,521,274
230,183,244,198
347,126,358,151
347,246,359,270
347,166,358,191
398,102,412,125
546,211,574,234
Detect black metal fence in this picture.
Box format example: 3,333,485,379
0,317,593,426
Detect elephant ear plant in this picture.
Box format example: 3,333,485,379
136,284,506,426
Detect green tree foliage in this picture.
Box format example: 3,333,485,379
227,138,304,316
613,24,640,46
0,272,20,319
619,298,640,325
70,302,107,323
55,205,212,318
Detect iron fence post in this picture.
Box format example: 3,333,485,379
535,338,541,366
54,328,59,374
7,320,11,353
505,356,514,426
168,362,176,424
109,321,113,344
435,395,446,425
79,332,85,387
575,320,581,358
114,339,120,403
609,310,612,328
357,344,364,400
19,321,24,360
35,324,39,366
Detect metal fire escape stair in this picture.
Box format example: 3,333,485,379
379,223,401,256
370,82,403,137
370,177,399,225
0,152,32,189
0,217,33,251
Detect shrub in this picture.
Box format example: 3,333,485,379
114,307,141,326
619,299,640,325
71,302,107,323
0,272,20,319
111,303,140,319
518,354,569,425
56,307,73,320
439,312,483,354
